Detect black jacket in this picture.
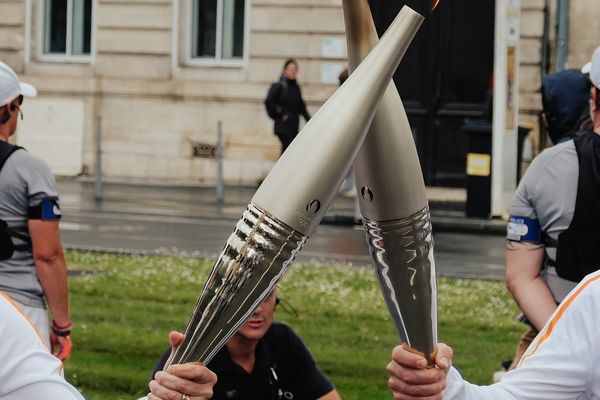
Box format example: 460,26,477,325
265,76,310,136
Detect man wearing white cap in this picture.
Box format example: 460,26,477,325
0,62,218,400
386,47,600,400
501,62,593,373
0,62,72,361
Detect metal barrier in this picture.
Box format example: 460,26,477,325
94,116,103,201
216,121,224,203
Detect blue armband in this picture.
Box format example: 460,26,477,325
506,216,541,242
28,198,62,220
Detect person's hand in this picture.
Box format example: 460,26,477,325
387,343,453,399
50,333,73,361
51,320,73,361
148,363,217,400
147,331,217,400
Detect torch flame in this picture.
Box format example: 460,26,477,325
431,0,440,11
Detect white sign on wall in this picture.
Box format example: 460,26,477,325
321,37,346,59
16,98,85,176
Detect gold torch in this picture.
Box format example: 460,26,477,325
343,1,438,363
166,7,424,366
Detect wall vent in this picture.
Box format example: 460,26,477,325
191,142,217,158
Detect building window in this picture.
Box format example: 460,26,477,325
189,0,247,65
41,0,93,60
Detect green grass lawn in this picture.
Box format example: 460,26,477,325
64,251,522,400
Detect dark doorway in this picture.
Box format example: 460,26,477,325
369,0,495,187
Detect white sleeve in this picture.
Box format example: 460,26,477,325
444,368,518,400
0,293,84,400
2,381,85,400
444,272,599,400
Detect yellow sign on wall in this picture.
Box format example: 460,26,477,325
466,153,491,177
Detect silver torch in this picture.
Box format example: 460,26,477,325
166,7,424,366
343,1,438,363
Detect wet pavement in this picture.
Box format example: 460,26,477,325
58,179,507,280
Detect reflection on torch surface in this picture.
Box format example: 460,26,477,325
363,207,437,358
165,6,424,366
431,0,441,11
343,1,437,363
167,204,305,365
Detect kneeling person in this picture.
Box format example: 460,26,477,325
155,289,341,400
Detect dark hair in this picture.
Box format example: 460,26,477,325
338,68,349,85
283,58,297,69
0,100,17,125
594,86,600,110
0,96,22,124
0,107,9,124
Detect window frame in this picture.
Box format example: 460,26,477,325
36,0,97,63
184,0,250,68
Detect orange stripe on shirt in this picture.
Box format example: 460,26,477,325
520,274,600,364
0,291,49,351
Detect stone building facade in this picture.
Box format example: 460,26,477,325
0,0,596,186
522,0,600,153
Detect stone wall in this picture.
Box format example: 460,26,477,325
563,0,600,69
3,0,346,185
520,0,600,154
0,1,25,71
518,0,545,155
0,0,567,185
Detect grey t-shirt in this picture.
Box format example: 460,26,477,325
0,149,60,308
509,139,578,302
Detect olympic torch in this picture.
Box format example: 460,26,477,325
343,1,438,362
166,7,424,366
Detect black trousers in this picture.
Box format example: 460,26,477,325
275,131,297,155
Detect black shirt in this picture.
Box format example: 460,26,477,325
209,322,333,400
153,322,334,400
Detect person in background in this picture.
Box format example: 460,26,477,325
265,59,311,155
0,61,72,361
503,55,597,371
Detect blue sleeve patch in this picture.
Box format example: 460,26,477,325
507,216,541,242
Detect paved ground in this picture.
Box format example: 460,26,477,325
58,179,507,280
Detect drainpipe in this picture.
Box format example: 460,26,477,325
541,0,550,76
24,0,32,67
555,0,569,71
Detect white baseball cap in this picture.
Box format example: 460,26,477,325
589,47,600,88
0,62,37,107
